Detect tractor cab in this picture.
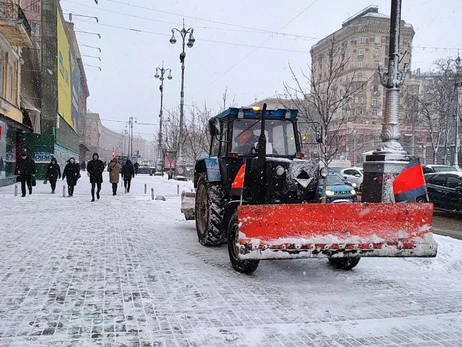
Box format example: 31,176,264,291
209,107,302,159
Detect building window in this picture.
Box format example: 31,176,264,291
0,54,4,98
7,64,14,103
375,61,380,68
374,48,379,56
358,61,363,68
358,48,364,56
359,36,364,43
372,99,378,106
375,36,381,44
372,109,378,116
31,22,41,36
373,85,379,94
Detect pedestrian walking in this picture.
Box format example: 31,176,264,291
87,152,104,202
108,157,120,195
121,159,135,193
134,161,140,175
81,160,86,171
15,151,36,197
62,157,80,197
45,158,61,194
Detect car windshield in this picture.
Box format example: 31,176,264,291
322,174,346,186
232,119,297,156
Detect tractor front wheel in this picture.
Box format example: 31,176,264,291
328,257,360,270
195,173,226,246
228,212,259,274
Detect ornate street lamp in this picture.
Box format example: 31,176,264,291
154,62,173,174
170,19,195,175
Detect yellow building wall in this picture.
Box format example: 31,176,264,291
57,12,74,131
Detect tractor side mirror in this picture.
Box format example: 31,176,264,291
209,119,220,137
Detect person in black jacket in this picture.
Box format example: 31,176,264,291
46,158,61,194
121,159,135,193
134,161,140,175
87,152,104,202
15,151,36,197
62,157,80,197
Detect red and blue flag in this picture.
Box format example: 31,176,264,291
393,158,427,202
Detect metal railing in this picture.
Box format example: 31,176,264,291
0,2,32,37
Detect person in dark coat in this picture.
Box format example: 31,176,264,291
62,157,80,197
45,158,61,194
87,152,104,202
121,159,135,193
15,151,36,197
134,161,140,175
80,160,86,171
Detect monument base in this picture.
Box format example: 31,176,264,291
362,150,411,202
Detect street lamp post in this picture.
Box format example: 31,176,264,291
362,0,411,202
128,116,137,160
170,19,195,175
154,62,173,174
453,55,461,169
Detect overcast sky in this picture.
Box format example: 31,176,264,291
60,0,461,138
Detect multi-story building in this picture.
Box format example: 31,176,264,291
85,112,155,164
0,0,33,186
309,5,430,164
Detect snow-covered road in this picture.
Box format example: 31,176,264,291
0,174,461,346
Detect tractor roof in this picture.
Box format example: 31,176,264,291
215,107,298,119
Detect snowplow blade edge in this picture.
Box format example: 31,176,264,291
237,203,437,260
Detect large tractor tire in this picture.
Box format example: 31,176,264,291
195,173,226,246
328,257,360,270
228,212,260,274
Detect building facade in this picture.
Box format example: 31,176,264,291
309,5,428,164
0,0,34,186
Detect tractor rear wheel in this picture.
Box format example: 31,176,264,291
195,173,226,246
328,257,360,270
228,212,259,274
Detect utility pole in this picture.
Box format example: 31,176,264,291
453,55,461,169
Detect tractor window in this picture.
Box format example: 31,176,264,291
210,131,220,157
269,121,297,156
231,119,297,156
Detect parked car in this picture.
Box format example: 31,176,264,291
422,165,460,174
340,167,364,191
424,172,462,211
319,172,357,203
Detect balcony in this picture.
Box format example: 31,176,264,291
0,2,32,47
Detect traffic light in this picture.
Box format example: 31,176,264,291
112,151,115,157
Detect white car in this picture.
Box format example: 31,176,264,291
340,167,364,190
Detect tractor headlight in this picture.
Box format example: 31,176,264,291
350,189,356,195
350,182,357,188
326,190,335,196
320,167,328,178
276,166,285,176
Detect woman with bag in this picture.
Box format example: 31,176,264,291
45,158,61,194
62,157,80,197
108,158,120,195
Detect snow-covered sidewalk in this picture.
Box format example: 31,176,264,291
0,173,461,346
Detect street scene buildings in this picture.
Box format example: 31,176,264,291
0,1,461,346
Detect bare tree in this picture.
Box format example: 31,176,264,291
183,102,213,163
405,58,460,164
283,36,370,201
218,86,238,112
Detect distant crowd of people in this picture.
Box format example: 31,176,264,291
16,152,138,201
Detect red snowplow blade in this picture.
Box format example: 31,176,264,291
237,203,437,260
